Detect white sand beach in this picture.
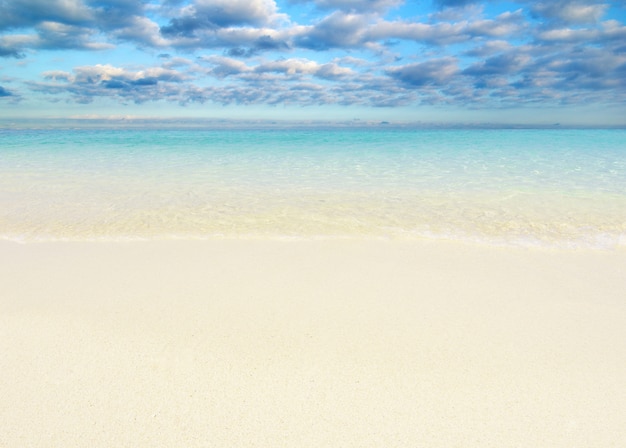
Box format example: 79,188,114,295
1,240,625,447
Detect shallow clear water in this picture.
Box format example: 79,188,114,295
1,128,625,247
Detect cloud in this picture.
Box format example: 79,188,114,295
0,85,14,96
0,0,93,31
160,0,284,37
0,43,25,58
466,10,526,37
531,1,609,24
70,64,186,84
0,83,22,102
387,58,459,87
542,48,626,90
463,52,531,76
225,35,290,58
535,19,626,45
0,23,112,55
202,55,251,77
35,21,112,50
2,0,625,115
203,55,354,80
33,63,187,103
370,11,524,46
162,25,293,53
433,0,479,8
0,0,156,53
368,20,469,46
107,16,167,47
0,34,37,58
289,0,402,13
41,70,74,81
295,7,526,51
293,11,371,50
255,58,354,78
30,57,410,108
464,40,512,57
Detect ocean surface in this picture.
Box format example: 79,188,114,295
1,127,625,248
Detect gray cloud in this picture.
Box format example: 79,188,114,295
0,0,93,31
202,55,354,80
225,35,290,58
387,58,459,87
0,43,25,58
1,0,625,113
463,52,531,76
294,11,371,50
0,0,158,53
466,10,526,37
531,1,608,24
27,58,412,108
433,0,479,8
464,40,512,57
368,20,470,46
295,7,526,51
34,22,111,50
546,49,626,90
202,55,250,77
0,85,14,96
534,19,626,46
289,0,402,12
161,0,283,37
31,63,187,103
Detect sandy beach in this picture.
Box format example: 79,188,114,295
1,239,625,447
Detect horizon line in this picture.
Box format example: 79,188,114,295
1,117,625,130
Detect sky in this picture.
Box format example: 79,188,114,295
1,0,625,125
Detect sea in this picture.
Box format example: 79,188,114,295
1,125,625,248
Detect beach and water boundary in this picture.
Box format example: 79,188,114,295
2,127,625,247
1,127,626,446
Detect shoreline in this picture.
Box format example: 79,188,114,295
2,239,626,447
3,232,626,251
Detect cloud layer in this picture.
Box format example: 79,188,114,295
1,0,625,114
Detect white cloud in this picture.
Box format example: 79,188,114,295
532,1,608,24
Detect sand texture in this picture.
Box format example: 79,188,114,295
1,240,626,447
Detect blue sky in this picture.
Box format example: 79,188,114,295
1,0,625,125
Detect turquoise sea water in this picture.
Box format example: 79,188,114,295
1,128,625,247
